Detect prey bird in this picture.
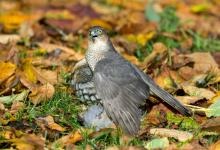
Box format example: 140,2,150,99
71,26,191,135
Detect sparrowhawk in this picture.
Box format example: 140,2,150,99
71,26,191,135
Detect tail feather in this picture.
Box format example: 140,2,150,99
133,65,192,116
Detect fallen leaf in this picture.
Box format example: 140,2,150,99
178,66,196,80
208,91,220,104
144,137,169,149
155,68,183,91
175,96,203,104
0,11,30,32
191,4,210,13
29,83,55,105
186,52,219,73
107,0,146,11
144,103,172,126
202,117,220,133
34,68,58,85
0,130,16,140
0,90,29,104
0,114,16,125
89,19,112,30
0,34,21,44
52,130,82,148
37,115,66,132
10,101,25,114
0,102,5,111
143,42,167,66
22,61,38,84
206,99,220,117
123,53,140,66
125,31,155,46
209,140,220,150
45,10,75,20
19,22,34,38
67,3,100,18
38,42,84,61
149,128,193,142
0,61,16,84
182,85,215,100
9,134,45,150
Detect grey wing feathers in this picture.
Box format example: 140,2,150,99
132,64,192,116
94,59,149,135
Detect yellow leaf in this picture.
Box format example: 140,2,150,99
52,130,82,148
0,130,15,139
0,11,29,32
155,68,183,90
45,10,75,19
209,140,220,150
0,115,16,125
0,61,16,84
126,31,155,46
208,91,220,104
23,61,37,84
191,4,210,13
44,115,66,132
90,19,112,30
9,134,45,150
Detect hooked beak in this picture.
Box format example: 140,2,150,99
90,30,98,39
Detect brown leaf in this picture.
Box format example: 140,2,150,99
0,61,16,84
10,101,25,114
150,128,193,142
178,66,196,81
34,68,58,85
37,115,66,132
68,3,100,18
38,42,84,61
52,130,82,148
123,53,140,66
186,52,219,73
143,42,167,66
202,117,220,133
182,85,215,100
175,96,203,105
107,0,146,11
9,134,45,150
144,104,172,126
29,83,55,105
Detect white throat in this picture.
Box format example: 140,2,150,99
86,39,109,71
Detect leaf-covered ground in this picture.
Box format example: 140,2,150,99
0,0,220,149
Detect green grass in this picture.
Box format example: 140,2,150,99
187,30,220,52
16,90,82,128
159,7,180,33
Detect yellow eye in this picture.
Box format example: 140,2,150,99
97,29,102,34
